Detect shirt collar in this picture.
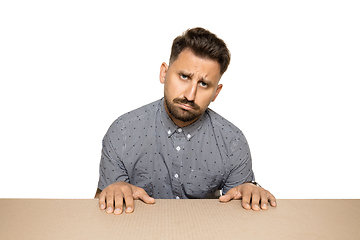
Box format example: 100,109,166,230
159,98,206,141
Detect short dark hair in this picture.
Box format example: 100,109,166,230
169,27,231,76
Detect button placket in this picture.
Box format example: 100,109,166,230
186,134,191,140
171,133,185,199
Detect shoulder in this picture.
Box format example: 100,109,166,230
206,108,244,135
105,99,161,136
108,99,161,128
115,99,161,124
206,108,248,147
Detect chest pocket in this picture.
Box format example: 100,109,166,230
184,170,223,199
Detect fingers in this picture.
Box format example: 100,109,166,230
97,182,130,215
249,191,261,211
113,192,124,215
220,184,277,211
247,188,274,211
260,190,269,210
98,181,155,215
99,191,106,210
110,184,133,214
123,187,135,213
105,191,115,214
123,186,155,213
107,189,132,215
267,191,277,207
248,188,278,211
241,190,252,210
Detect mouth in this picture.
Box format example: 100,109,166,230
172,98,200,111
178,103,194,111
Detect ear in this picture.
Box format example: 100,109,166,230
211,84,223,102
159,62,169,84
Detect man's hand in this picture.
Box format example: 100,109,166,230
98,181,155,215
219,183,277,211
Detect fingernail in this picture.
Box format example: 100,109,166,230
255,205,259,208
106,207,113,213
100,204,105,209
126,207,132,213
114,208,121,214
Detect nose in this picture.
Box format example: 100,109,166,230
184,82,197,101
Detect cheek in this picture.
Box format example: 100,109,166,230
165,78,185,97
196,92,215,109
164,83,175,98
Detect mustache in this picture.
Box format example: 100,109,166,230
173,98,200,110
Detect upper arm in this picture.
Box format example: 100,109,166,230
97,120,129,190
223,136,254,194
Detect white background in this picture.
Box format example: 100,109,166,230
1,0,359,199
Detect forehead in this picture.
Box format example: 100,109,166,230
169,49,221,82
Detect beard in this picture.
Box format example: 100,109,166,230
164,94,203,123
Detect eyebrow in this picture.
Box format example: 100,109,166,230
178,71,213,87
199,77,213,87
179,70,193,78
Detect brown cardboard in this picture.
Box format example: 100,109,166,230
0,199,359,239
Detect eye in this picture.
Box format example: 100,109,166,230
199,81,208,88
180,74,188,80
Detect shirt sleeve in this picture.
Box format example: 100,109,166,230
97,120,130,190
222,135,255,194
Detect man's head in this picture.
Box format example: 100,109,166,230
160,28,231,127
169,27,231,76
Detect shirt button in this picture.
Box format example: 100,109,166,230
176,146,181,151
176,196,180,199
187,134,191,139
167,130,172,135
177,128,182,133
174,173,179,179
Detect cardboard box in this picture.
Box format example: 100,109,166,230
0,199,359,239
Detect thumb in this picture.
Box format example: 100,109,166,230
141,194,155,204
219,188,242,202
133,187,155,204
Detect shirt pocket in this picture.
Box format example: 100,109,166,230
184,170,223,199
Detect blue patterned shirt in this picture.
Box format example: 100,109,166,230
98,98,254,199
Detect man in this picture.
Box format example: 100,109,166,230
96,27,277,215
